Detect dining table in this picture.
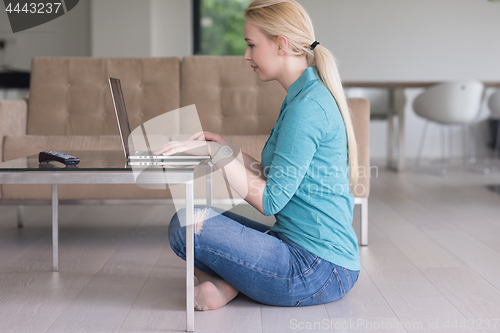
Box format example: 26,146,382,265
343,81,500,172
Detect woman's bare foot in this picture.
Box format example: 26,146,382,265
194,268,239,311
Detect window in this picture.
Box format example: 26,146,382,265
193,0,252,55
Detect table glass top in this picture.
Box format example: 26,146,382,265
0,150,208,172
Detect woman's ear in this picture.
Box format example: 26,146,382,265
276,35,288,54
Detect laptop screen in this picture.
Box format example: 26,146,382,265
109,77,134,157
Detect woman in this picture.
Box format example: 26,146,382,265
155,0,360,311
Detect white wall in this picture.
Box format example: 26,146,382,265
300,0,500,81
90,0,191,58
151,0,192,57
90,0,152,57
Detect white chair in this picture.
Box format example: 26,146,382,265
413,81,484,174
488,89,500,166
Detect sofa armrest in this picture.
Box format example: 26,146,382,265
0,99,29,163
0,99,28,137
348,98,370,198
0,99,29,162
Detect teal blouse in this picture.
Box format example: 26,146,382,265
261,67,360,271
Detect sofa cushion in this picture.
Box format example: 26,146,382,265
27,57,181,137
180,56,286,136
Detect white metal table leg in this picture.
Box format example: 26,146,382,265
52,184,59,272
185,178,195,332
387,88,407,172
397,88,406,172
387,89,395,169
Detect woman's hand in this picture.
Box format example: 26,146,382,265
154,140,221,158
188,131,228,144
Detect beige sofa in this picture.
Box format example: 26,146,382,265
0,56,370,244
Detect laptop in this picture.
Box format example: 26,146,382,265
108,77,210,165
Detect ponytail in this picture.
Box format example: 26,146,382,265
311,45,359,188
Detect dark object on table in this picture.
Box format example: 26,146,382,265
39,151,80,166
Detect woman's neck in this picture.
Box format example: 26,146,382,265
277,56,310,92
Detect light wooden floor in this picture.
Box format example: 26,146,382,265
1,161,500,333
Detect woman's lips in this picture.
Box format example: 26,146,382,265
252,66,258,71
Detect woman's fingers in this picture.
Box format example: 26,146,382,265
187,131,222,142
153,144,167,155
154,140,210,156
154,141,184,155
188,131,205,141
203,132,226,143
196,133,208,141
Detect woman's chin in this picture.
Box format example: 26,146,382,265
256,73,271,82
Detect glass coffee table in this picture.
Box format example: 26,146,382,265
0,150,211,332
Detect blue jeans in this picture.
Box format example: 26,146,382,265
168,205,360,307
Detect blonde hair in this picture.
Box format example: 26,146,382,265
245,0,358,188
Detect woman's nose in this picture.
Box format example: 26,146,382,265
244,48,251,61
